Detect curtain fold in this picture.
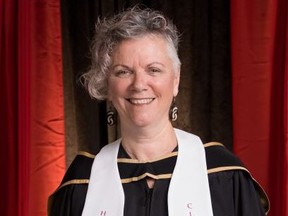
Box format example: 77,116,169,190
60,0,109,164
0,0,22,215
231,0,288,215
269,0,288,214
30,1,66,215
18,0,32,215
0,0,65,215
231,0,272,190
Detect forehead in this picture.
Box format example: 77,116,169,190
112,35,172,62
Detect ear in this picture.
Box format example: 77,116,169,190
173,69,180,96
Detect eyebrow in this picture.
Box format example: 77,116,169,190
147,62,165,67
111,64,131,70
112,62,165,69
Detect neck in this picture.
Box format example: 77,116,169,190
120,122,177,161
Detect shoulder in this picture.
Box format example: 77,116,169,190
204,142,269,214
59,151,95,189
52,140,121,193
204,142,245,173
48,151,96,216
49,151,95,197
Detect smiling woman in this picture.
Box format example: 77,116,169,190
48,6,269,216
108,35,180,133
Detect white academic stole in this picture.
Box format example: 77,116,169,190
82,129,213,216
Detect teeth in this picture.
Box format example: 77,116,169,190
129,98,153,104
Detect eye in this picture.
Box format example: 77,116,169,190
114,69,132,77
149,67,161,74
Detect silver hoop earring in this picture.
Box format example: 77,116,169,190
170,97,178,122
107,104,116,126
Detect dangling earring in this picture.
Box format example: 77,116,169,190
169,97,178,122
107,103,116,126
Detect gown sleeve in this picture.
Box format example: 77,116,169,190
208,170,266,216
48,183,88,216
47,153,94,216
205,143,269,216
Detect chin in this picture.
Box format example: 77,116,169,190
131,120,151,128
129,117,153,127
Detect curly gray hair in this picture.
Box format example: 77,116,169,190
82,6,181,100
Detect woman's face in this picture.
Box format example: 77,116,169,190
107,35,180,128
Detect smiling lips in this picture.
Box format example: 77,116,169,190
127,98,155,105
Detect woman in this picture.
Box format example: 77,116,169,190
48,6,269,216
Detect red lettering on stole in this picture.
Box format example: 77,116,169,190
187,203,193,215
100,210,106,216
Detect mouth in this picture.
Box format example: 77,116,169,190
127,98,155,105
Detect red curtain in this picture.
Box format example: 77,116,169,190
231,0,288,215
0,0,65,215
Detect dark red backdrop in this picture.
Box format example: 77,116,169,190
231,0,288,215
0,0,65,215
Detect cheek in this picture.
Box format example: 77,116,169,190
155,79,175,99
107,79,126,100
166,75,178,92
107,80,117,101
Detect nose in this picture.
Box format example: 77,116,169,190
130,70,148,92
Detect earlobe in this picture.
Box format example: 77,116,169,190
173,87,179,97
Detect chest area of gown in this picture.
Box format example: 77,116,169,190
122,179,171,216
117,146,177,216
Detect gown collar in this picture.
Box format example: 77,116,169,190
117,145,178,184
82,128,214,216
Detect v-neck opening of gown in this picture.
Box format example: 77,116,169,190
117,144,178,181
145,187,154,216
117,145,178,216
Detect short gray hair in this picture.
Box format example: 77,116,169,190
82,6,181,100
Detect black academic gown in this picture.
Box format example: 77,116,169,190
48,143,269,216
